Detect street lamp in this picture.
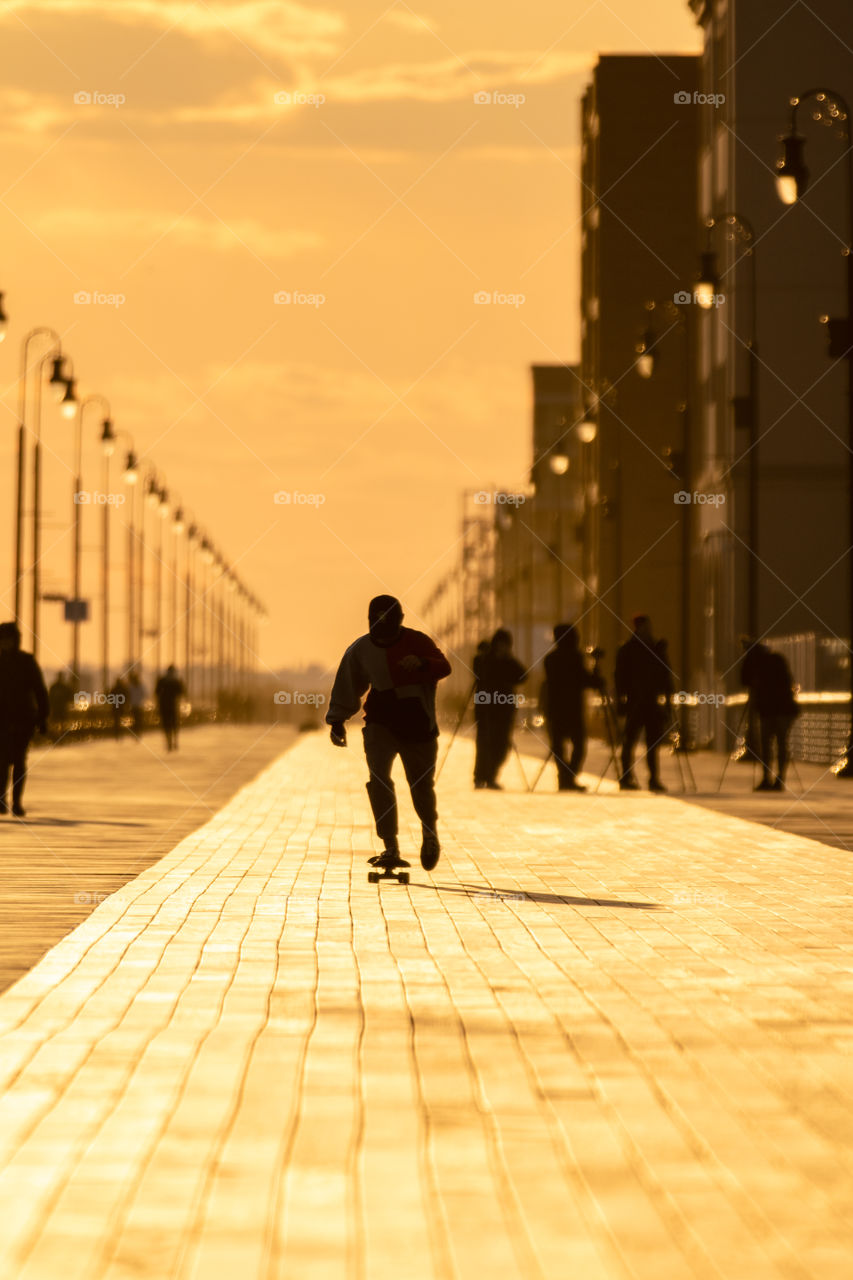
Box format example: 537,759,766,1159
69,392,112,687
775,87,853,775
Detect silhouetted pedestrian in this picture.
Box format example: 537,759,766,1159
740,641,799,790
541,623,603,791
127,670,146,738
48,672,74,736
473,628,526,790
327,595,451,873
155,665,185,751
0,622,49,817
614,615,673,793
471,639,490,787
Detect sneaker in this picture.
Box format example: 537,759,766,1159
369,850,410,869
420,831,440,871
564,780,587,792
11,803,25,817
619,778,640,791
648,779,667,794
754,779,773,792
771,778,784,791
485,782,502,791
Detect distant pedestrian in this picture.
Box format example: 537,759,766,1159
740,641,799,790
127,670,146,738
47,671,74,736
155,665,185,751
109,675,130,737
614,615,673,793
540,623,603,791
0,622,49,817
326,595,451,873
473,628,526,790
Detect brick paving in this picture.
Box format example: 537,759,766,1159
0,730,850,1279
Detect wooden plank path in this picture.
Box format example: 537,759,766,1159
0,730,850,1279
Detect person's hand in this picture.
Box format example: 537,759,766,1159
398,654,423,672
329,722,347,747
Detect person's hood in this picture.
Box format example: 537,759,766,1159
368,595,403,647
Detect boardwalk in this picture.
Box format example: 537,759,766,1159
0,731,850,1279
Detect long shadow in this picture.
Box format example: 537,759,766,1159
429,882,664,910
10,818,148,828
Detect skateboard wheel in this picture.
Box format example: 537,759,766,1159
399,872,409,885
368,871,379,884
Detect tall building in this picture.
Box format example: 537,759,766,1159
579,54,700,691
688,0,853,708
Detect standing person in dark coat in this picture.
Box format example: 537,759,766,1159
471,638,491,789
541,623,603,792
740,642,799,790
0,622,49,817
326,596,451,872
614,615,673,793
155,664,185,751
473,628,526,790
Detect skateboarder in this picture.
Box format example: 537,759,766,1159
614,614,673,792
326,595,451,873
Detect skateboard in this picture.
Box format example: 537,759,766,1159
367,852,410,885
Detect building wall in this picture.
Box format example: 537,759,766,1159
690,0,852,701
580,54,700,689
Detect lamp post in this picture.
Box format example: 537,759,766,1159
71,393,111,687
547,451,570,620
14,329,65,634
775,87,853,774
31,345,77,660
694,213,759,640
121,449,139,673
170,502,184,668
632,298,695,744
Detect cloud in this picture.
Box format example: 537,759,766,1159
31,207,323,258
1,0,344,59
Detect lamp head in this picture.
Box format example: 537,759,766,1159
100,418,116,456
576,416,597,444
48,356,67,402
696,251,719,310
548,452,570,476
122,450,138,484
0,292,7,342
60,377,78,419
775,132,808,204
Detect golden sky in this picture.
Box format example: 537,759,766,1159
0,0,700,677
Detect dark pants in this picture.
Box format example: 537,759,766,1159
160,710,178,750
474,706,514,785
621,705,666,785
549,717,586,787
0,726,33,808
759,714,794,783
363,723,438,845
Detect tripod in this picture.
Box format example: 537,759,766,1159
593,683,623,794
436,679,476,781
666,710,697,792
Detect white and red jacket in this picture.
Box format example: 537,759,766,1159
326,627,451,740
